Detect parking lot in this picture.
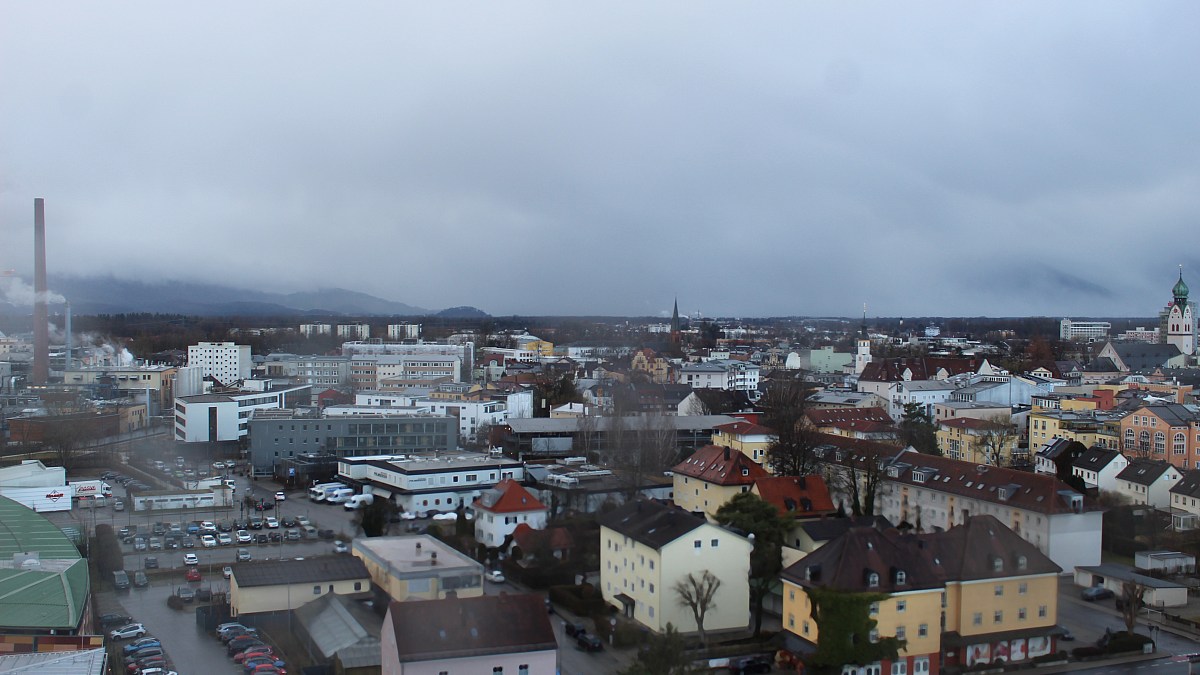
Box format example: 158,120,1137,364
108,580,245,675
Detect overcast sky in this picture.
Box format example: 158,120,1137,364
2,2,1198,318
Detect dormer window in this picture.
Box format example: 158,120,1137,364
741,468,749,476
1017,555,1027,571
895,570,907,585
992,556,1003,572
867,571,880,588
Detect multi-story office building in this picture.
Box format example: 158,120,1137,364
247,409,458,474
1059,319,1111,341
174,384,310,443
299,323,332,337
187,341,251,386
337,324,372,340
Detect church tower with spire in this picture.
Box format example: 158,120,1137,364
1162,268,1196,356
854,303,873,376
670,298,681,345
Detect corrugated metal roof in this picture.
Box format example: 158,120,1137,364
0,647,106,674
0,496,82,560
232,556,368,588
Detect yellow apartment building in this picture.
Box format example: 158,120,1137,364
710,420,774,467
673,445,768,518
779,515,1063,674
230,557,372,617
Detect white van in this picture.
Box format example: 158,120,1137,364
344,493,375,510
308,482,344,502
325,488,355,504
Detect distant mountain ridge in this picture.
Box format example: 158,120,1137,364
0,275,489,317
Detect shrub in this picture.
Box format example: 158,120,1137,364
1106,631,1153,654
167,595,184,610
1072,646,1104,659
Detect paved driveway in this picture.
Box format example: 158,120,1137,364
114,582,243,675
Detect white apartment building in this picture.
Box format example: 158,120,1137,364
678,359,760,393
1059,319,1112,341
188,341,252,386
337,324,372,340
299,323,332,337
338,453,524,515
386,323,421,341
174,384,310,442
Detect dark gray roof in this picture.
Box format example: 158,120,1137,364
1035,438,1074,460
1072,447,1121,471
388,594,555,663
1112,343,1182,370
1140,403,1200,427
1117,459,1175,486
1170,469,1200,499
797,516,891,543
507,414,736,434
597,500,705,549
232,556,369,588
1085,357,1119,372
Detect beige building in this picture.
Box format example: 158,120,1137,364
598,500,752,637
62,364,178,414
353,535,484,602
672,445,767,518
230,556,371,617
710,420,773,466
382,594,556,675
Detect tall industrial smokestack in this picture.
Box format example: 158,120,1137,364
32,198,48,385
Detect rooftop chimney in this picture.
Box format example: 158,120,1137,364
32,198,48,385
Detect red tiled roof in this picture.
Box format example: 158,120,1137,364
715,420,775,437
938,417,992,431
753,475,837,518
473,479,547,514
806,407,894,426
812,433,1098,515
512,523,574,551
672,445,768,486
859,357,981,383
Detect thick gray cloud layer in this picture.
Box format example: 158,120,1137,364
2,2,1198,317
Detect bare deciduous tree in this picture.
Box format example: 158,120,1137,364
1119,580,1148,634
674,570,721,645
971,415,1019,466
762,379,819,476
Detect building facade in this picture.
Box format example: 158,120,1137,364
187,341,251,386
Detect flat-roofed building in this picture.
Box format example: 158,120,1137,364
354,535,484,602
338,453,521,515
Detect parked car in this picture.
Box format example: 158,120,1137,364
1082,586,1114,601
123,637,161,655
333,540,348,554
98,612,132,629
237,548,252,562
133,570,149,588
177,587,195,603
295,516,310,527
234,645,273,663
576,633,604,652
217,532,234,546
109,623,147,640
224,566,234,579
144,556,159,569
186,568,202,582
735,656,774,674
227,636,265,656
133,537,147,552
284,529,300,542
485,570,505,584
249,518,264,530
123,647,164,665
113,570,131,591
181,537,196,549
255,533,269,544
200,534,217,548
265,517,279,529
114,499,125,511
237,530,253,543
274,491,286,501
217,622,258,638
183,553,199,565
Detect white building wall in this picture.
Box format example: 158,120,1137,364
187,342,251,385
1047,511,1104,570
475,507,549,546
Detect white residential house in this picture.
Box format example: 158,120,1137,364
1169,469,1200,531
598,500,751,637
678,360,760,393
887,379,958,420
1072,447,1129,492
1115,459,1184,508
472,479,549,547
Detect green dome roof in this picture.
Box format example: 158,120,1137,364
1174,272,1189,300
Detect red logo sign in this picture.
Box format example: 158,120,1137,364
46,491,65,501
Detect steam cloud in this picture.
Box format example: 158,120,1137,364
0,275,66,306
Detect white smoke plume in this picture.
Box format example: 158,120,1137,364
75,332,138,368
0,275,66,305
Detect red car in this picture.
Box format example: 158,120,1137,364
186,568,201,582
234,646,273,663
